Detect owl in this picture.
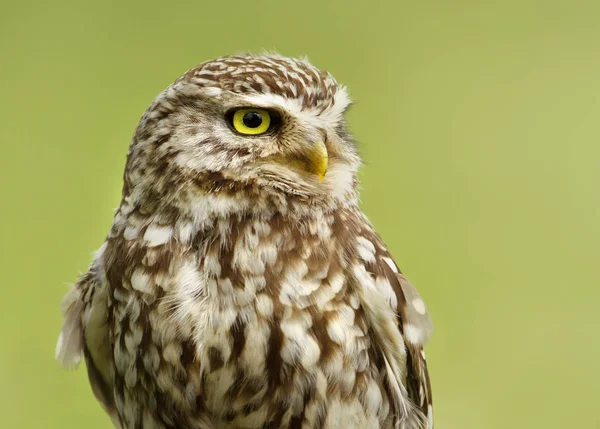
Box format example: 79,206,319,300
56,54,434,429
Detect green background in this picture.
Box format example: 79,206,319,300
1,1,598,428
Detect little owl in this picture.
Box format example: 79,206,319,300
56,54,434,429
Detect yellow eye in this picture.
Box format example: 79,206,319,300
231,108,271,135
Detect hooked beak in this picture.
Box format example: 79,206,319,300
303,140,328,181
271,140,328,181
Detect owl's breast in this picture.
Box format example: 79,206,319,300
107,212,393,428
183,215,391,427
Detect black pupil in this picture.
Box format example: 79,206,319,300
242,111,263,128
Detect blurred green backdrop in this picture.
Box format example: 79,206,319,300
1,0,599,428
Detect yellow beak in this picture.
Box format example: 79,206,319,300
305,140,328,181
281,140,328,181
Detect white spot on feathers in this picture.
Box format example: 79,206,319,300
240,320,269,377
356,236,376,263
382,256,398,273
412,297,427,315
255,294,273,317
168,262,205,323
123,225,140,241
300,336,321,368
201,86,223,97
280,319,320,368
375,276,398,309
130,269,153,294
176,221,195,243
143,225,172,247
403,323,426,346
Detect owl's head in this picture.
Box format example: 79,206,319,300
124,54,361,219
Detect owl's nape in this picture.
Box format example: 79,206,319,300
56,54,433,429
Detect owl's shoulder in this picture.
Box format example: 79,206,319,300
341,209,434,427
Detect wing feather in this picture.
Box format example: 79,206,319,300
56,249,121,428
56,286,85,369
356,224,434,428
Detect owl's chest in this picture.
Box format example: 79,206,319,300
187,258,378,426
108,216,387,426
183,231,376,416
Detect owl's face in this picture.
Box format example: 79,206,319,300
126,55,360,216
